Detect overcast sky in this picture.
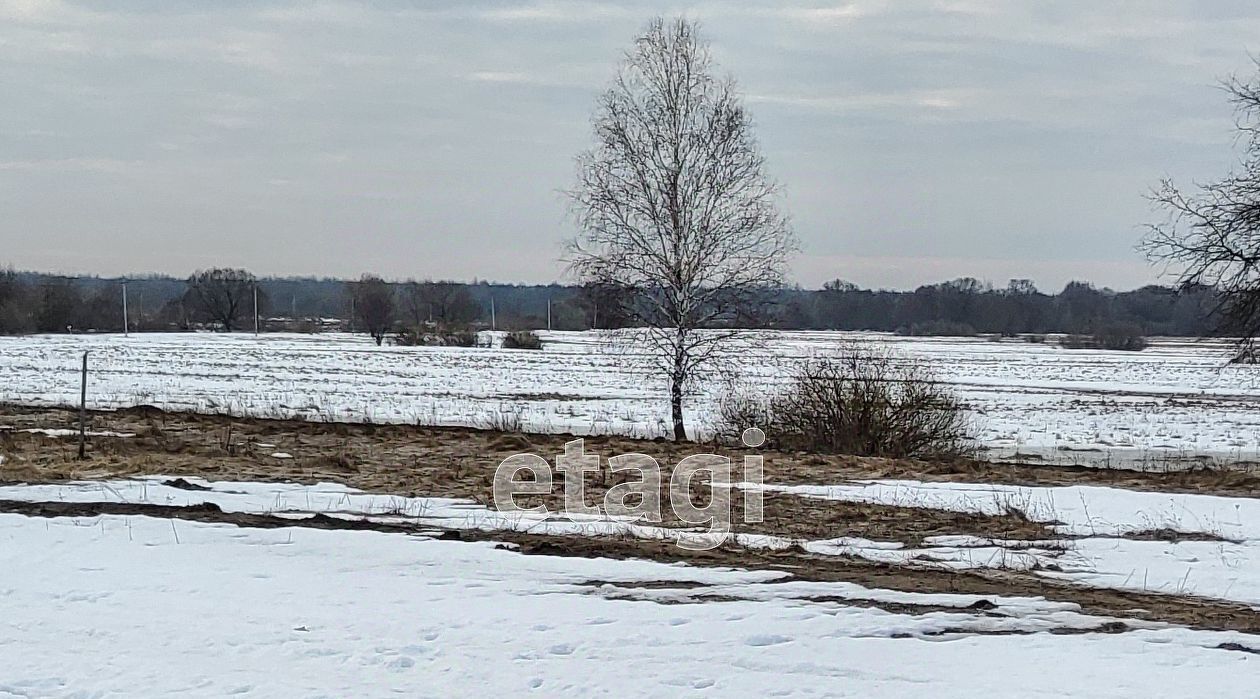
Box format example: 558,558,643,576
2,1,1256,291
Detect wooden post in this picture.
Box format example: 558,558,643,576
253,285,260,335
122,282,129,336
547,298,552,332
78,351,88,460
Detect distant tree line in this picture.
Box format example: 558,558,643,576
0,267,1225,338
786,277,1220,337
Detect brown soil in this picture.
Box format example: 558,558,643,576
1102,528,1241,544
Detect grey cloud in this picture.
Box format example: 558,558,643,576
0,0,1255,289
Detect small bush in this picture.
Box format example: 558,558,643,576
392,328,422,346
717,346,973,459
1059,323,1147,352
502,330,543,350
392,327,478,347
449,331,480,347
1094,322,1148,351
1058,334,1095,349
896,320,977,337
292,319,324,334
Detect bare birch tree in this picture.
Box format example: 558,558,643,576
1144,61,1260,362
567,17,795,440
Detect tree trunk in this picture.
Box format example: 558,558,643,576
670,371,686,441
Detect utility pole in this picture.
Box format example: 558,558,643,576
490,297,497,331
121,280,129,337
547,298,552,331
253,284,260,336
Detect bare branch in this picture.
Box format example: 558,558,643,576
1144,64,1260,354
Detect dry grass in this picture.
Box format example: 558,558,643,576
4,403,1260,497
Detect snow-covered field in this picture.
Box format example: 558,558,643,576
1,331,1257,468
748,478,1260,605
8,476,1260,608
3,480,1258,697
7,332,1257,695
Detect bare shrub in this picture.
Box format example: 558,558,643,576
1093,322,1148,351
292,319,324,334
454,331,481,347
896,320,977,337
717,346,973,459
391,328,425,346
501,330,543,350
392,327,477,347
1059,323,1147,351
1057,334,1095,350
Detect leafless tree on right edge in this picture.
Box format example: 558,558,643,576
1144,60,1260,363
567,17,796,440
